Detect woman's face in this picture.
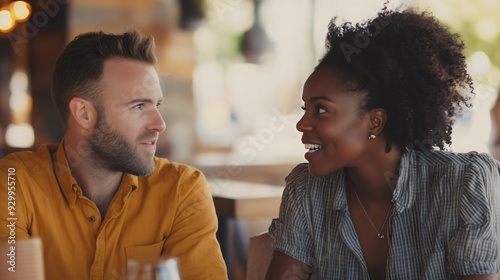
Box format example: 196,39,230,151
297,67,373,177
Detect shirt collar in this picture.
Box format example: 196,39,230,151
391,148,418,212
330,148,417,212
332,169,347,210
52,141,139,209
119,173,139,204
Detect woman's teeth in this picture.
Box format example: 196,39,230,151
305,144,323,153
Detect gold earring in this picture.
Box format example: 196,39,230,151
368,134,376,140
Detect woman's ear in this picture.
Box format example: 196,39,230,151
68,97,97,130
369,108,387,136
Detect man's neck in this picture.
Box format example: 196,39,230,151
64,140,123,218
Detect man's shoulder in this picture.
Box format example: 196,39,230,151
1,144,57,172
152,157,204,179
146,158,209,195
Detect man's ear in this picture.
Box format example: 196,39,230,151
68,97,97,130
369,108,387,136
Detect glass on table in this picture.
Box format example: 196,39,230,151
0,237,45,280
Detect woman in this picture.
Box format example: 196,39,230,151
265,8,500,280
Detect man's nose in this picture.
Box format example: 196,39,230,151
147,108,166,132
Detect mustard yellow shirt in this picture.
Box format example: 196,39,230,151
0,143,228,280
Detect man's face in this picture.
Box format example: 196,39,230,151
88,58,165,176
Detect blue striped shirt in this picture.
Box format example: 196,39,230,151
269,149,500,279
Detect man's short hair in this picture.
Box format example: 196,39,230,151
51,30,157,128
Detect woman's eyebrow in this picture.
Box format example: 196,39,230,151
310,96,335,103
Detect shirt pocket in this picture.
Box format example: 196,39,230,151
125,238,167,261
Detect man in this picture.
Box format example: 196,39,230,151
0,30,227,280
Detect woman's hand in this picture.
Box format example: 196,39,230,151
265,251,313,280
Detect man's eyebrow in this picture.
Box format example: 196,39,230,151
310,96,334,103
126,98,163,104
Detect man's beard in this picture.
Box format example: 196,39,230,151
88,116,156,176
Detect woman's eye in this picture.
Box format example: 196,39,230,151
314,105,327,114
301,104,327,114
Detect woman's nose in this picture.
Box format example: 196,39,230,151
296,113,312,132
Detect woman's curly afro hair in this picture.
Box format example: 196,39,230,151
317,6,474,152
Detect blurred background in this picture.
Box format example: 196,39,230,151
1,0,499,161
0,0,499,279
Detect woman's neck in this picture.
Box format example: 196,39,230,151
345,145,402,203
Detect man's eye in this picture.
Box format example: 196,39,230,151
301,105,306,111
133,104,144,110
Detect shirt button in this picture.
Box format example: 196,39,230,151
88,216,96,222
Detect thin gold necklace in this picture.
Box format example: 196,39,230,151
352,186,393,239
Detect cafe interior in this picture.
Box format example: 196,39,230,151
0,0,499,279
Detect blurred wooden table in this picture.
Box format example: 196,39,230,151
209,180,285,219
208,180,285,280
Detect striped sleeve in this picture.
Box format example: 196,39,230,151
269,163,315,266
448,154,500,275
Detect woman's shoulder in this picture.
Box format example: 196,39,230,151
413,149,499,169
285,163,309,183
285,163,344,192
409,149,500,190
